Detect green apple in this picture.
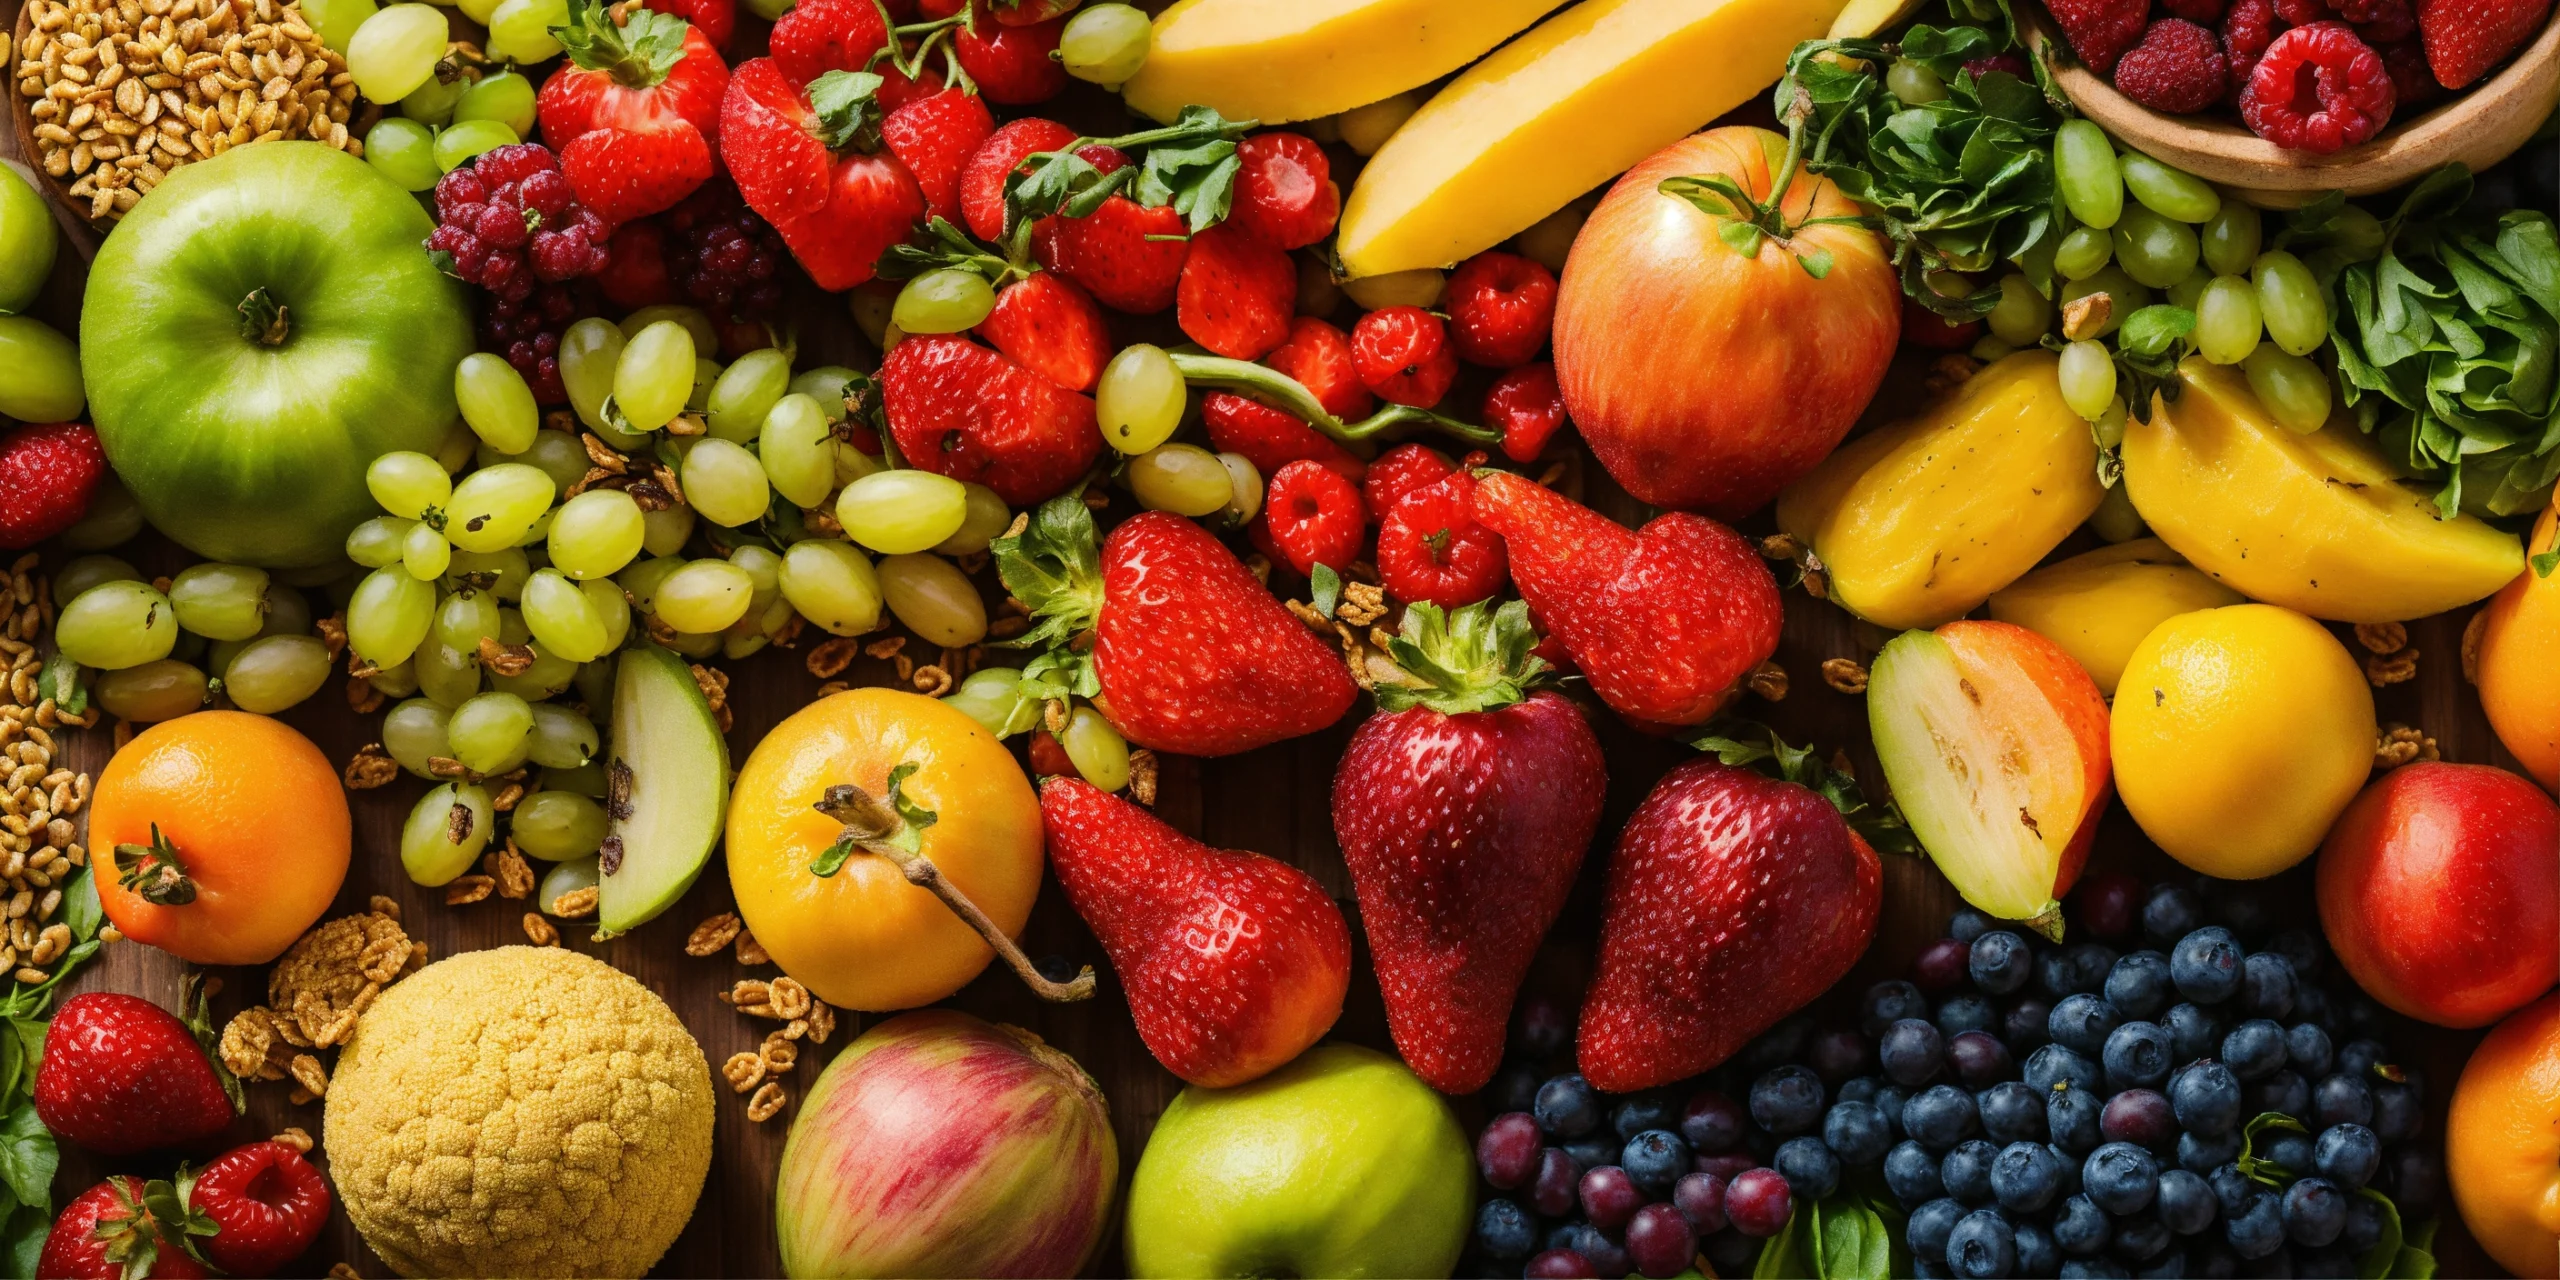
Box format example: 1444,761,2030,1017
597,645,729,936
82,141,472,569
1126,1044,1471,1279
0,162,59,314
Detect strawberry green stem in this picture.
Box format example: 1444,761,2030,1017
1372,600,1549,715
1167,352,1503,448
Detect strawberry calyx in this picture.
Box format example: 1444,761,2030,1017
1169,351,1503,449
94,1174,218,1280
1371,599,1551,717
877,214,1038,286
1683,720,1919,857
999,104,1257,249
806,69,891,152
554,0,692,88
181,971,247,1114
111,823,197,907
989,485,1107,691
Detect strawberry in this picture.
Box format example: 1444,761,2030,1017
955,5,1069,103
643,0,733,49
1027,725,1077,778
536,0,729,225
994,500,1359,756
1444,250,1558,368
1333,600,1604,1094
1262,459,1365,576
1362,442,1453,518
978,269,1110,392
185,1142,332,1276
597,219,681,307
1377,469,1507,610
1229,131,1338,250
1265,317,1373,421
0,422,104,549
880,87,994,224
1041,776,1351,1087
35,992,237,1156
2418,0,2553,87
1577,743,1885,1092
1202,392,1367,488
1483,362,1570,463
2044,0,2152,73
1352,305,1460,408
37,1178,214,1280
960,116,1076,242
768,0,889,86
1177,222,1296,359
1042,188,1189,314
1469,469,1781,728
720,62,926,290
881,334,1102,505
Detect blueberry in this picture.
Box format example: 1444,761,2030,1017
1542,1222,1581,1256
2335,1038,2387,1081
2047,1086,2103,1154
2313,1073,2374,1129
1823,1100,1892,1167
2201,878,2271,938
2003,997,2053,1050
1887,1138,1948,1204
2084,1141,2160,1214
2291,984,2334,1031
1701,1227,1760,1276
2105,951,2174,1020
1836,1075,1881,1105
1621,1129,1690,1196
2067,942,2119,994
1736,1015,1814,1076
2249,1069,2310,1119
2283,1177,2347,1247
2286,1023,2334,1078
1874,1084,1912,1139
2157,1168,2217,1235
1881,1018,1946,1088
1991,1140,2063,1213
1807,1028,1872,1084
2225,1189,2286,1258
1970,932,2035,996
2340,1195,2387,1254
1904,1084,1980,1150
1940,1138,1998,1203
2177,1128,2242,1173
2054,1194,2112,1256
2102,1021,2173,1091
2049,994,2121,1056
2016,1221,2062,1278
2061,1260,2131,1279
1535,1073,1602,1137
1475,1198,1536,1259
2371,1082,2422,1143
1909,1197,1966,1260
2193,1241,2244,1278
2113,1212,2173,1262
1863,980,1931,1038
2223,1018,2288,1081
2171,1060,2243,1136
2133,1249,2189,1280
2296,1246,2356,1278
1950,906,1996,944
1946,1208,2016,1279
1681,1090,1746,1153
2313,1123,2379,1189
1564,1135,1619,1171
2343,995,2386,1040
1750,1066,1827,1136
1572,1223,1631,1278
2049,1141,2085,1198
2240,952,2297,1020
1979,1080,2047,1145
2171,928,2243,1003
2025,1043,2100,1095
1490,1064,1542,1114
2037,949,2083,1001
2164,1003,2223,1061
1774,1135,1841,1201
2386,1148,2442,1219
2264,928,2326,978
2141,883,2204,944
1614,1093,1681,1141
2209,1162,2258,1216
2262,1130,2315,1177
1937,993,1999,1039
2100,1089,2177,1150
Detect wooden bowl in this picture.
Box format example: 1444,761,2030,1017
2023,6,2560,205
9,0,110,255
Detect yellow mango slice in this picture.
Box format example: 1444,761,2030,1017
1776,351,2107,631
1333,0,1848,278
1987,539,2246,696
1118,0,1569,127
1830,0,1927,37
2124,359,2525,623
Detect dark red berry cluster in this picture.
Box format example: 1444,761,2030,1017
664,179,787,322
482,284,587,406
426,143,612,302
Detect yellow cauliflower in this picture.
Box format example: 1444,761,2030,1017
323,946,715,1278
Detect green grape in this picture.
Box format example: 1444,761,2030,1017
779,539,883,636
452,69,536,136
2324,204,2388,263
528,702,599,769
2242,345,2333,433
367,450,451,519
519,429,593,495
382,697,452,776
399,70,466,125
448,690,534,775
512,789,607,860
743,0,791,19
544,759,610,797
709,349,794,441
548,489,646,580
2090,396,2129,451
484,0,566,62
204,634,252,683
617,556,686,614
57,580,175,670
52,555,138,609
2251,250,2328,356
58,477,142,551
401,782,492,886
344,3,444,101
878,553,987,647
2054,120,2124,230
1986,275,2053,346
416,640,481,708
1058,1,1149,84
366,658,419,699
945,667,1037,737
659,627,720,659
837,470,969,554
402,519,452,580
791,366,861,421
521,568,608,662
2195,275,2264,366
682,438,773,527
1886,58,1947,105
641,504,695,557
582,577,631,653
2059,268,2149,339
539,855,602,915
621,305,719,352
1097,343,1185,454
445,463,556,554
614,319,696,432
655,560,754,634
728,544,783,612
931,483,1012,556
2055,226,2115,282
1129,443,1232,516
686,357,722,414
2058,340,2116,420
92,660,207,723
835,437,884,486
166,563,269,640
560,318,627,434
444,547,531,600
2201,202,2263,277
2119,153,2219,225
2112,205,2199,289
434,419,478,473
1217,452,1263,524
488,609,577,700
759,394,837,508
572,658,615,715
2165,265,2212,313
893,269,997,334
433,118,519,172
258,585,312,639
348,567,435,667
0,317,81,423
222,634,331,714
1059,705,1130,792
722,596,794,660
2090,482,2148,543
299,0,376,50
347,516,415,568
456,352,539,454
365,116,441,191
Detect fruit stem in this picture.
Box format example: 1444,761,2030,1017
111,824,197,907
1167,352,1502,448
235,288,289,346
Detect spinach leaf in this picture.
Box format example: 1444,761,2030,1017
0,1104,54,1211
0,1196,39,1280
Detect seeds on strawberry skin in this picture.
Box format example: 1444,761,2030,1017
1229,131,1341,251
1483,363,1572,464
1263,459,1367,577
1177,223,1299,360
1377,471,1509,610
1265,317,1375,422
1445,251,1560,368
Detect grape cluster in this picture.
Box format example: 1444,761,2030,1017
50,559,334,719
662,180,787,325
425,144,611,303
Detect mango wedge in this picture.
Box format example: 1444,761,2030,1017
1829,0,1927,37
1333,0,1848,278
1118,0,1567,127
1988,539,2245,697
2124,359,2525,623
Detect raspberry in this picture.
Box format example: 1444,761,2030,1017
2042,0,2151,74
1229,131,1339,251
2161,0,2227,19
2114,18,2229,114
482,285,588,406
1351,306,1459,408
2378,37,2446,105
2276,0,2330,21
426,142,605,300
1482,363,1570,464
597,220,679,308
2223,0,2281,100
1361,443,1455,520
1444,250,1559,368
1261,459,1366,578
1376,470,1507,611
2242,22,2397,152
1962,52,2032,78
1264,317,1374,422
663,179,788,322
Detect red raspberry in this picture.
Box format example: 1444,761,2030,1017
1229,132,1339,251
1262,460,1367,577
1351,306,1459,408
2276,0,2330,19
598,221,679,308
1202,392,1367,487
2223,0,2280,100
2378,37,2446,104
1444,250,1558,368
189,1141,333,1277
2242,22,2396,152
1482,363,1570,464
2161,0,2227,20
1362,443,1454,519
1377,470,1507,610
1265,317,1374,421
0,422,104,549
2115,18,2229,113
2042,0,2151,74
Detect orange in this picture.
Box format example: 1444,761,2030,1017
2479,502,2560,793
86,710,349,966
2447,990,2560,1278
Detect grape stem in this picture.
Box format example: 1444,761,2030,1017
1167,352,1502,448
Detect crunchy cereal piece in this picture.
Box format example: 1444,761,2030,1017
686,912,742,957
487,844,535,899
368,895,401,922
403,941,429,975
445,876,495,906
722,978,769,1011
345,675,387,715
1128,750,1159,807
746,1081,787,1123
490,781,525,812
2364,648,2418,687
342,743,398,790
1336,581,1389,627
477,636,537,678
760,1033,798,1075
722,1050,765,1093
270,911,409,1043
2463,610,2487,684
803,1001,837,1045
735,930,768,966
316,615,348,660
271,1127,312,1152
911,664,952,697
550,886,598,918
328,1264,362,1280
289,1087,318,1107
2355,621,2408,655
1821,658,1870,694
2375,724,2440,771
766,976,812,1020
218,1007,284,1081
1747,660,1788,701
523,913,560,946
2062,292,2112,342
288,1053,328,1099
807,636,860,679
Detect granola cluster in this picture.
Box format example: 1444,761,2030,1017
217,903,423,1104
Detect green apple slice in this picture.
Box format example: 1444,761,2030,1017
598,645,729,936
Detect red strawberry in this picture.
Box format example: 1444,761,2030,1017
1027,726,1077,778
0,422,104,549
1202,392,1367,488
536,0,729,225
987,0,1077,24
597,219,680,307
2418,0,2553,87
1041,777,1351,1087
1578,751,1883,1092
1483,362,1570,463
1333,600,1603,1094
881,87,995,224
768,0,888,86
1362,442,1453,517
995,503,1359,756
2044,0,2152,73
977,269,1110,392
720,61,926,289
961,116,1077,243
1229,131,1338,250
1265,317,1374,421
1262,459,1365,576
1177,222,1297,359
643,0,732,49
881,334,1102,505
36,993,236,1155
956,6,1069,103
1377,470,1507,610
1352,305,1460,407
1444,251,1559,368
1043,190,1189,313
37,1178,213,1280
185,1142,332,1277
1469,470,1781,728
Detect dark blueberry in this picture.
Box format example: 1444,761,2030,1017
2192,1242,2243,1279
1680,1090,1746,1153
2171,1061,2243,1136
2286,1023,2334,1078
1807,1029,1872,1085
2133,1249,2189,1280
1874,1084,1912,1140
2171,928,2244,1004
1863,981,1932,1038
1475,1198,1536,1259
2335,1038,2387,1081
2061,1259,2131,1279
1915,936,1975,994
2239,952,2297,1020
2048,1086,2103,1154
2177,1128,2242,1173
2249,1069,2311,1119
1491,1063,1543,1114
2073,872,2145,941
1531,1147,1579,1217
2048,994,2121,1056
2342,995,2386,1039
2223,1018,2288,1081
1990,1140,2063,1213
1823,1099,1892,1167
1581,1165,1643,1232
2156,1168,2217,1235
1613,1093,1681,1141
1909,1197,1966,1261
1836,1075,1881,1106
2265,927,2326,982
1621,1129,1690,1197
1750,1067,1827,1136
1542,1223,1583,1257
2339,1194,2386,1254
2199,878,2271,938
1775,1135,1842,1201
1573,1224,1632,1279
1950,907,1996,944
2112,1212,2173,1262
1979,1081,2047,1145
1625,1202,1698,1280
2025,1044,2100,1095
1882,1019,1947,1088
2371,1082,2422,1144
1937,994,2000,1039
1941,1138,1998,1203
2004,997,2053,1051
1904,1084,1981,1150
2313,1073,2374,1129
2312,1123,2379,1189
2084,1141,2160,1214
2050,1141,2085,1198
1947,1031,2016,1090
1702,1227,1760,1276
1564,1136,1620,1171
2100,1089,2176,1150
2016,1221,2063,1278
2054,1194,2112,1256
2291,984,2334,1031
1736,1015,1814,1076
2069,943,2120,992
2141,883,2204,945
2105,951,2174,1020
2037,949,2083,1001
1536,1074,1603,1138
2385,1148,2441,1219
1512,993,1575,1059
1947,1209,2017,1279
1888,1138,1948,1204
2164,1003,2223,1061
2224,1190,2286,1259
1970,933,2035,996
2283,1177,2347,1247
2295,1246,2356,1279
2262,1130,2315,1178
1478,1113,1545,1188
2210,1163,2257,1216
1673,1170,1729,1234
2102,1021,2173,1091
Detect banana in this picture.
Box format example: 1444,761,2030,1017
1118,0,1568,127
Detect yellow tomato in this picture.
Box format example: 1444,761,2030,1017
727,688,1042,1012
2111,604,2375,879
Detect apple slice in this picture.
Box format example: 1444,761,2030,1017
1868,620,2112,938
598,645,730,937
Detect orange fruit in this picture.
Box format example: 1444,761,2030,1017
2478,502,2560,793
86,711,349,966
2447,990,2560,1278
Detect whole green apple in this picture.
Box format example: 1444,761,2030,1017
1127,1043,1471,1279
83,141,472,568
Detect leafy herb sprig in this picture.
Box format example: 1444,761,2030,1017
999,106,1258,251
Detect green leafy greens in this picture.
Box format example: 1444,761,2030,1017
0,863,109,1274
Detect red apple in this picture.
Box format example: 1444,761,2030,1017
1552,126,1899,521
2317,762,2560,1029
